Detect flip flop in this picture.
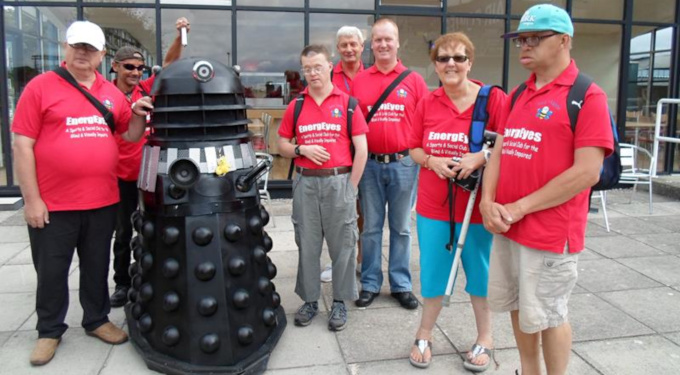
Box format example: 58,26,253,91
408,339,432,369
463,343,494,372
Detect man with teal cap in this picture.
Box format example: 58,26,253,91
481,4,613,375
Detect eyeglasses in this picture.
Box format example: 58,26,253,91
435,55,469,64
301,65,326,76
512,33,558,48
121,63,146,72
69,43,99,52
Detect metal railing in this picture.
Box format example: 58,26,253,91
652,98,680,177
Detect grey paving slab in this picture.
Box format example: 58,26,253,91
576,248,603,260
0,242,29,266
0,293,35,332
270,230,297,252
0,330,113,375
6,247,33,265
264,216,294,233
265,250,298,279
0,331,12,347
0,264,36,294
19,290,128,331
486,348,600,375
610,201,678,217
100,339,154,374
437,301,517,350
0,211,27,226
598,287,680,333
585,222,617,237
0,226,30,243
630,232,680,255
585,236,666,258
606,217,672,236
0,210,18,224
265,363,348,375
577,259,662,292
618,255,680,287
334,306,455,363
569,293,654,342
665,332,680,346
349,354,469,374
638,215,680,232
573,335,680,375
267,313,344,370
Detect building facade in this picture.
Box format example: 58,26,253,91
1,0,678,196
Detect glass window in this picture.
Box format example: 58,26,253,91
381,15,442,89
572,0,623,20
238,0,303,6
511,0,565,14
633,0,675,22
380,0,440,7
161,9,232,65
161,0,230,4
86,0,154,3
310,0,373,10
84,8,157,77
446,17,504,85
309,13,373,67
448,0,504,15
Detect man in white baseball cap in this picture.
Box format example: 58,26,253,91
66,20,106,51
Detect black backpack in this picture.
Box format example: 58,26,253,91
511,72,621,191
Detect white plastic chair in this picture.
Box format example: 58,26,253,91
260,113,273,154
618,143,655,214
591,190,610,232
255,151,275,227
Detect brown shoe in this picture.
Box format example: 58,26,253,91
86,322,128,345
30,338,61,366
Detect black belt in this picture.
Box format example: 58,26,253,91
368,150,409,164
295,166,351,177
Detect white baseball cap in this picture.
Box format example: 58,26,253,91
66,21,106,51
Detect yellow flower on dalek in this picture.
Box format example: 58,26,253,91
215,156,231,176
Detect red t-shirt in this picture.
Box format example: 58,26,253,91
351,61,429,154
409,83,508,223
278,86,369,169
332,61,364,94
496,61,614,254
12,67,132,211
114,76,154,181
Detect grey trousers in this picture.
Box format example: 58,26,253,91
292,172,359,302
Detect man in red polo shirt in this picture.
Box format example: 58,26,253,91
350,18,429,310
108,16,190,308
480,5,613,375
278,45,368,332
12,21,150,366
320,25,366,283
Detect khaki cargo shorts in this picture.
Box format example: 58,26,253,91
487,235,579,334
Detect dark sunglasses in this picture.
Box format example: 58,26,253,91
435,55,469,64
69,43,99,52
121,63,147,72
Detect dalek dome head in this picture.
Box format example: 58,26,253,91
151,57,245,96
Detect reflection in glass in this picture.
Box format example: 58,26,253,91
448,0,504,14
572,0,623,20
511,0,565,14
161,9,231,66
311,0,373,10
309,13,373,67
381,15,441,88
447,17,504,85
381,0,440,7
239,0,302,6
633,0,675,22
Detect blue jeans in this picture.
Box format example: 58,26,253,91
358,156,418,293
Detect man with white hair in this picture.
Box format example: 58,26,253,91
12,20,149,366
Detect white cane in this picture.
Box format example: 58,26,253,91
442,131,496,307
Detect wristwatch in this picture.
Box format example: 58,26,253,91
483,149,491,163
294,145,301,156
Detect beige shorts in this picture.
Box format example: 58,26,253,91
487,235,579,334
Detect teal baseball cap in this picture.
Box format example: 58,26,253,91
502,4,574,39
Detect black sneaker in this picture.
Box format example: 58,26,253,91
110,286,129,308
294,302,319,326
328,301,347,331
391,291,418,310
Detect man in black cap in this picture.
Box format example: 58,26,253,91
109,16,190,307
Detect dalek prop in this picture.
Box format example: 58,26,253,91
124,58,286,375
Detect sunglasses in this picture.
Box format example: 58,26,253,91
121,63,147,72
69,43,99,52
435,55,469,64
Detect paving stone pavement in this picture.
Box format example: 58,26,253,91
0,190,679,374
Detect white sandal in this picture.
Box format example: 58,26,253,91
463,343,494,372
408,339,432,369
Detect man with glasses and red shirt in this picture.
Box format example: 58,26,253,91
12,21,150,366
108,17,189,308
480,5,613,375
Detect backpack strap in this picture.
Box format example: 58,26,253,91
365,69,412,123
348,96,358,157
510,82,527,109
53,67,116,133
469,85,502,153
566,72,594,132
287,94,306,179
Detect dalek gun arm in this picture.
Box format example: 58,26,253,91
236,157,272,192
